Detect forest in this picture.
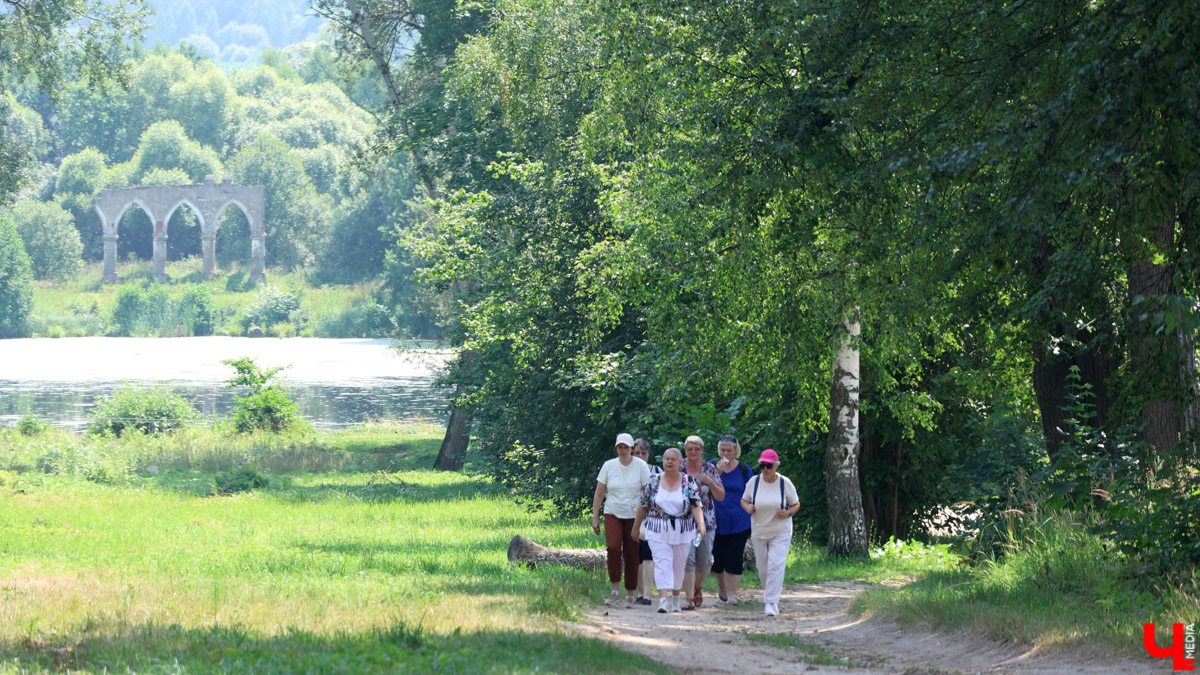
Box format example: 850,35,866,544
294,0,1199,580
1,0,1198,618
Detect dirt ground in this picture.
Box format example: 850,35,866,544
568,582,1156,674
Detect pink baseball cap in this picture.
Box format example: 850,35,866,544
758,449,780,464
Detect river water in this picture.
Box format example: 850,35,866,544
0,337,450,431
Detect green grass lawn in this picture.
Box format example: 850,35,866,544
0,425,664,673
1,422,1190,670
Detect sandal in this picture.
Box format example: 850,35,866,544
718,590,728,602
693,588,703,607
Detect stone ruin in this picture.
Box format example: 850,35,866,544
93,175,266,283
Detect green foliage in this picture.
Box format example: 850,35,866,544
222,356,286,392
0,0,147,97
872,537,958,568
0,211,33,337
53,148,113,260
228,133,328,269
222,356,304,433
87,387,201,437
239,284,301,333
17,413,50,436
129,120,222,184
109,282,220,336
213,463,270,494
9,199,83,281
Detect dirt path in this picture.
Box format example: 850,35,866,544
568,582,1154,674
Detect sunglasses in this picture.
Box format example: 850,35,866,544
758,462,775,470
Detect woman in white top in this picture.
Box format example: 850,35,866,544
592,433,651,607
740,448,799,617
632,447,706,613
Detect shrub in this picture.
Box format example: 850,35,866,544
9,200,83,281
177,284,214,335
110,284,146,336
222,356,303,433
213,463,269,494
231,385,301,433
17,413,49,436
87,387,201,436
240,284,300,334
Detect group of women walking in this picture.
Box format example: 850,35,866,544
591,433,800,616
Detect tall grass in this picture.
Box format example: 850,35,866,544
0,424,663,673
853,511,1199,657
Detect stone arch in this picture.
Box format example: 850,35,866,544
214,199,254,268
111,199,157,235
114,200,157,262
95,176,266,283
164,200,204,261
163,198,206,232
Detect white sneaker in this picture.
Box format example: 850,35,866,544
764,603,778,616
671,595,682,612
604,592,621,607
657,597,670,613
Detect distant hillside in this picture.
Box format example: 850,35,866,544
143,0,324,61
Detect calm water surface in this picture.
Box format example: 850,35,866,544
0,337,451,431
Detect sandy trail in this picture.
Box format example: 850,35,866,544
569,582,1154,674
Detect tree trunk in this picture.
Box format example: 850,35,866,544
433,383,472,471
1127,215,1187,463
826,309,868,557
507,535,606,571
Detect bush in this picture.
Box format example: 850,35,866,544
87,387,201,436
110,284,146,336
222,357,303,433
17,413,49,436
231,385,301,433
240,284,300,334
9,200,84,281
177,284,214,335
213,463,269,494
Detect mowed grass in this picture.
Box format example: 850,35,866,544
0,425,664,673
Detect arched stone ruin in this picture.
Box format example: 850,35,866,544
94,176,266,283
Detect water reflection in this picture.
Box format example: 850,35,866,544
0,337,450,431
0,379,448,431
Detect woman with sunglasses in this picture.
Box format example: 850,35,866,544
740,449,799,616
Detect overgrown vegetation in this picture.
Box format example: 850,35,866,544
86,387,201,436
25,261,411,338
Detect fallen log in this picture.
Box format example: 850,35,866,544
506,535,757,571
507,535,607,571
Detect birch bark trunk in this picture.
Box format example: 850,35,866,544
826,309,868,557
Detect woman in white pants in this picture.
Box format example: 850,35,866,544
740,449,799,616
632,447,706,614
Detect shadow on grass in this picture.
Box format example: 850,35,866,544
2,621,665,674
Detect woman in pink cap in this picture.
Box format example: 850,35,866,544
740,448,799,616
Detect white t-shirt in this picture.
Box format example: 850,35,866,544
597,456,651,519
742,474,799,540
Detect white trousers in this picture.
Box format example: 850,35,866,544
752,529,791,606
648,538,691,592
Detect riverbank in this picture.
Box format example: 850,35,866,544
26,259,411,339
